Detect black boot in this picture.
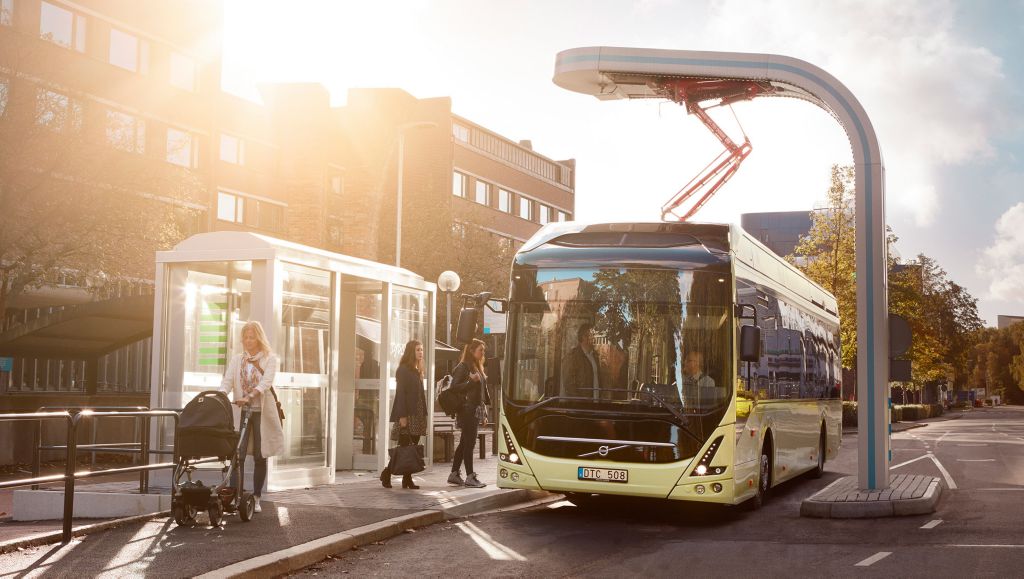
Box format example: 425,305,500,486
380,467,392,488
402,474,419,490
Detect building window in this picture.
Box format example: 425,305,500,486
327,219,342,247
0,77,8,116
452,122,469,143
166,128,195,167
219,133,244,165
109,28,148,73
497,189,511,213
452,171,466,197
105,110,145,153
451,222,466,239
217,191,243,223
558,211,568,222
40,2,86,52
330,174,344,196
36,88,79,131
538,204,549,225
1,0,13,26
519,197,532,221
169,51,196,91
475,180,490,206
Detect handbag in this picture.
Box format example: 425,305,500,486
388,433,425,476
250,358,286,424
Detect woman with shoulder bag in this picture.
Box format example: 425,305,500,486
380,340,428,489
220,320,285,513
447,338,491,488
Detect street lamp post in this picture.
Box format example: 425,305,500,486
395,121,438,268
437,271,461,345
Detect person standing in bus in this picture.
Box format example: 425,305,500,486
562,323,601,399
448,338,491,489
681,350,717,407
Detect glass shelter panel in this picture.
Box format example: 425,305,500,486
277,263,332,470
386,287,430,453
352,284,383,469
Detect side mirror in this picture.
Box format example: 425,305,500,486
455,307,479,345
740,324,761,363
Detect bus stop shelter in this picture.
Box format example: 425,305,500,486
151,232,437,489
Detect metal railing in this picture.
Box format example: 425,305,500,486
1,408,180,544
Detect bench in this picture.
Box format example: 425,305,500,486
432,413,493,462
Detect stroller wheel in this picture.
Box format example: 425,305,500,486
173,503,198,527
208,501,223,527
239,493,256,522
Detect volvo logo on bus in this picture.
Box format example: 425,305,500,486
598,445,610,457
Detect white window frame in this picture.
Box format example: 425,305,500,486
109,28,148,73
169,51,196,91
452,171,466,198
166,128,196,168
498,188,511,213
217,191,243,223
105,109,145,153
538,204,549,225
452,122,469,143
40,2,85,52
518,196,532,221
219,133,244,165
1,0,14,26
475,180,490,206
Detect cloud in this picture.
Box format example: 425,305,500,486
697,0,1009,226
978,202,1024,300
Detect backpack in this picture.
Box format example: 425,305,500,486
436,373,462,418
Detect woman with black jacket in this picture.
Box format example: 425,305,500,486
380,340,428,489
447,338,491,488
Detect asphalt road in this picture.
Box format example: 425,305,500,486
295,406,1024,578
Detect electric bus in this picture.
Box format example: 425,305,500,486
495,222,842,507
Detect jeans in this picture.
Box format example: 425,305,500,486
232,412,267,497
452,409,478,475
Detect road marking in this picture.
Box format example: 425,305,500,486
891,454,931,469
935,432,951,446
928,453,958,490
957,443,987,446
957,459,995,462
854,552,892,567
920,519,943,529
456,521,528,561
949,544,1024,548
975,488,1024,491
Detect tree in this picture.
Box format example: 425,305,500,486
790,164,857,369
0,65,202,329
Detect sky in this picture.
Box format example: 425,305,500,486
221,0,1024,327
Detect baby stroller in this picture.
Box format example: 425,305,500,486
171,390,258,527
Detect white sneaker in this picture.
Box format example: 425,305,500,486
253,497,262,513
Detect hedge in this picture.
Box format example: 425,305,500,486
841,401,944,427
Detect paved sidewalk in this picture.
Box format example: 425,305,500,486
0,457,544,578
842,411,964,435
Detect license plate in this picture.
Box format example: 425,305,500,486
578,467,628,483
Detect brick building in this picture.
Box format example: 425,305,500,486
0,0,575,399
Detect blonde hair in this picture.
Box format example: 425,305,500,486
240,320,273,355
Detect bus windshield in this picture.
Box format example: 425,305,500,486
507,267,732,416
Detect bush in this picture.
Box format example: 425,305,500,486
842,401,857,427
892,404,944,421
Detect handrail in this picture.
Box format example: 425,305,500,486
1,408,181,544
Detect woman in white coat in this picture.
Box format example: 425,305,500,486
220,320,285,512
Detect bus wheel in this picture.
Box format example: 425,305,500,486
746,442,772,511
810,427,826,479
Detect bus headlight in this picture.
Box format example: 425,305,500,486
501,427,523,465
690,436,725,477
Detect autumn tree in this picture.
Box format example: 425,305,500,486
0,64,202,329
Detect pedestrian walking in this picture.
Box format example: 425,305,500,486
448,338,491,488
380,340,428,489
220,320,285,513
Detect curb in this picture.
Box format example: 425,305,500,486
0,510,170,554
196,488,550,579
842,412,964,435
800,476,942,519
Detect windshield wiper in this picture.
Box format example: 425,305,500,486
638,387,704,445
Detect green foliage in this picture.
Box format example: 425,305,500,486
788,165,983,395
967,323,1024,404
